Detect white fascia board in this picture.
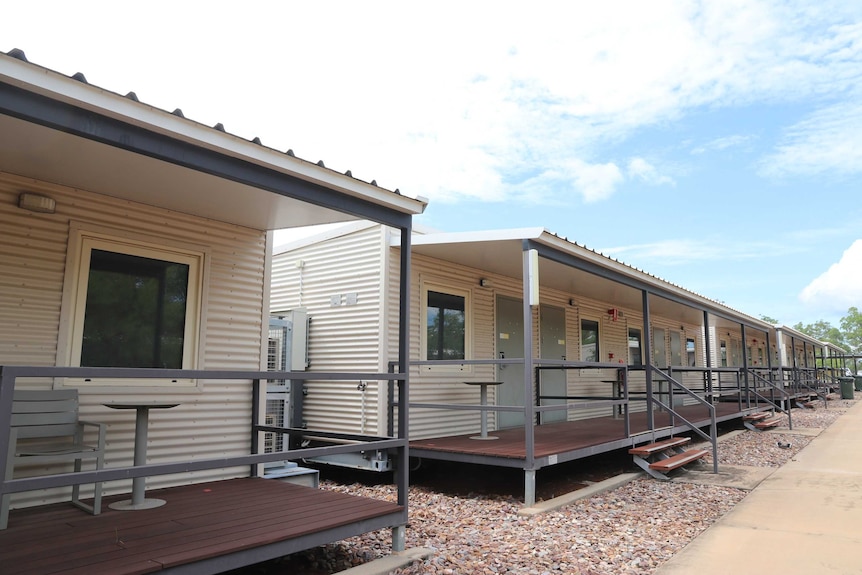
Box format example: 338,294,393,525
401,226,546,247
0,54,427,217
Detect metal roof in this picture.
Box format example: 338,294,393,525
0,48,427,231
403,226,775,331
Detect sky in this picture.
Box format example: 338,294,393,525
3,1,862,328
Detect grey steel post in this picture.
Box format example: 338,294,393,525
642,290,654,431
522,245,537,507
251,378,260,477
396,224,412,512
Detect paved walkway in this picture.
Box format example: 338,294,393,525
657,400,862,574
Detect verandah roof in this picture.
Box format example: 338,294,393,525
0,49,427,232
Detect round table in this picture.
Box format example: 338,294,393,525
463,381,503,440
103,401,180,510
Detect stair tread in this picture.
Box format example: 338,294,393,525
754,418,782,429
628,436,691,456
742,412,771,421
649,449,709,472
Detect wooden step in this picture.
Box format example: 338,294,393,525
649,449,709,473
754,418,782,430
742,412,770,421
628,436,691,457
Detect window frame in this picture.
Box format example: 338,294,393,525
580,317,600,363
628,327,643,366
669,330,682,366
686,337,697,367
653,327,667,368
58,225,206,389
419,281,472,372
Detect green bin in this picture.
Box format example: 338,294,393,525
855,375,862,392
839,377,855,399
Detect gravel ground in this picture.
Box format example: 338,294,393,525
234,399,856,575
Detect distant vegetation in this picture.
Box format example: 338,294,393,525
788,307,862,355
762,307,862,372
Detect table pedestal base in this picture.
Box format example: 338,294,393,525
469,435,499,440
109,498,167,511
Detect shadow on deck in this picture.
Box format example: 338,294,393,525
0,478,403,575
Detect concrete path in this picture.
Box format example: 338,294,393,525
657,400,862,574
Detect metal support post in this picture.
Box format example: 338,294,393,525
524,469,536,508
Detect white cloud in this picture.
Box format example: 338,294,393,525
604,239,742,266
690,135,755,155
799,240,862,312
513,159,625,205
4,1,862,204
759,103,862,178
627,158,675,186
603,237,806,266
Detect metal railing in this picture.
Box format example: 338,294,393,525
0,365,409,515
743,368,793,429
646,366,718,474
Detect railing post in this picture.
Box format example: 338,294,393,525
387,362,396,437
642,290,654,432
0,366,15,504
250,378,261,477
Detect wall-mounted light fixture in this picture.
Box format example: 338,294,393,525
18,192,56,214
568,298,576,307
479,278,490,287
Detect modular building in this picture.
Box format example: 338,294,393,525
272,223,832,504
0,48,426,572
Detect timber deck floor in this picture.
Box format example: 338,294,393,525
0,477,403,575
410,402,762,461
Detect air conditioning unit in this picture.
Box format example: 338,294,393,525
264,310,309,472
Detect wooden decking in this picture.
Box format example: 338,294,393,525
0,477,404,575
410,403,750,464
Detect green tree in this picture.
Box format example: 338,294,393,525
793,320,846,349
839,307,862,354
760,315,779,324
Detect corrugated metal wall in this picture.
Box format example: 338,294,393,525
1,171,267,509
392,253,714,434
271,224,386,435
397,252,499,439
274,225,731,441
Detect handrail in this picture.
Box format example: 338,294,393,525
773,366,829,409
648,366,718,474
744,368,793,430
0,365,408,513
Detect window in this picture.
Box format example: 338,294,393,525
628,328,643,366
421,284,470,368
669,331,682,366
686,337,696,367
426,290,465,360
653,328,667,368
720,340,728,367
581,319,599,362
81,249,190,368
730,340,742,366
64,229,203,385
